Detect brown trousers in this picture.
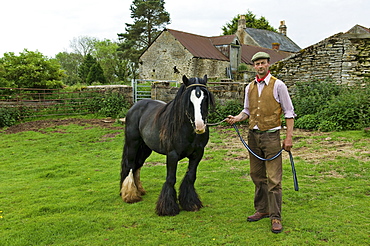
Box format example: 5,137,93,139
247,130,282,220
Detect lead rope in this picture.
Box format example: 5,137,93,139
207,114,299,191
232,124,283,161
232,123,299,191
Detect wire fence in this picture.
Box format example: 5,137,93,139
0,87,105,118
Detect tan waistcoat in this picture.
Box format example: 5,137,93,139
248,76,282,131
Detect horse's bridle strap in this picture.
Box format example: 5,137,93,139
186,84,207,89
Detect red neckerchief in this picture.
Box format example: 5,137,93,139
256,71,270,83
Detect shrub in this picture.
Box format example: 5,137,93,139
292,78,342,117
208,100,243,125
319,85,370,131
318,120,338,132
0,107,21,127
86,92,131,118
292,78,369,131
294,114,318,130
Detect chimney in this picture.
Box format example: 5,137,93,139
272,42,280,50
279,20,287,36
238,15,246,31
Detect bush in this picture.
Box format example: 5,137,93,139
208,100,244,125
292,79,370,131
86,92,131,118
0,107,21,127
294,114,318,130
318,120,338,132
318,85,370,131
292,78,342,117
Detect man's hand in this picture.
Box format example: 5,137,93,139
282,137,293,152
225,112,248,125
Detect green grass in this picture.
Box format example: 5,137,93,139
0,119,369,245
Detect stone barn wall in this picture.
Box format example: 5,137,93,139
139,31,193,82
151,82,247,105
270,33,370,88
188,58,230,79
139,31,230,81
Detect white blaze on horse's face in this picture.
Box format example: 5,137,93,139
190,88,206,134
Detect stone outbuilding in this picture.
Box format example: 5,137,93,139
270,25,370,87
138,18,301,81
138,29,239,81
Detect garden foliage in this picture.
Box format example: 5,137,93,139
293,79,370,131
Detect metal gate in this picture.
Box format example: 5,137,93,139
131,79,178,103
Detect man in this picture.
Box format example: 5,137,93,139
226,51,295,234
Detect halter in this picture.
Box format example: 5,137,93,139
186,83,207,89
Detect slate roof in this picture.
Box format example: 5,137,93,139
241,45,293,65
244,27,301,52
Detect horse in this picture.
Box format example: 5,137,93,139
120,75,215,216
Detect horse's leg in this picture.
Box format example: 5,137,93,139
133,144,152,196
179,152,204,212
156,151,180,216
120,138,143,203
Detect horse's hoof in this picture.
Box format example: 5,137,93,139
156,209,180,216
122,196,142,203
181,203,203,212
155,202,180,216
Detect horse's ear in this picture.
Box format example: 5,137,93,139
203,75,207,83
182,75,190,86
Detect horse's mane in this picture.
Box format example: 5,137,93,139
155,77,215,151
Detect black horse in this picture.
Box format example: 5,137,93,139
120,75,215,216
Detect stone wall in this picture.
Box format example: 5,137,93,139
188,58,230,79
87,85,133,105
139,31,192,81
151,82,180,102
270,33,370,88
151,82,246,104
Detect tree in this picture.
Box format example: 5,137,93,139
55,52,84,85
87,62,106,85
70,36,98,57
0,49,64,88
222,11,277,35
78,54,97,83
78,54,106,85
117,0,170,63
56,38,133,86
93,40,125,84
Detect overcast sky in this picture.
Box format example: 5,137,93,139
1,0,369,58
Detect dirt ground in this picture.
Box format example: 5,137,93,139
2,118,369,164
2,118,123,134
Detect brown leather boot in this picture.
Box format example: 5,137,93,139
271,219,283,233
247,212,269,222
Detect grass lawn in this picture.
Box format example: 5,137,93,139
0,117,369,245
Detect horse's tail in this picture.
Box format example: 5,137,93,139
120,169,142,203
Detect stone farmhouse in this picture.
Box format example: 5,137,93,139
270,24,370,87
138,16,300,81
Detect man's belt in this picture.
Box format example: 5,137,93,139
251,129,279,133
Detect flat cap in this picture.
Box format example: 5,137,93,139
251,52,270,62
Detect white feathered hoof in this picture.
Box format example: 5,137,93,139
121,169,142,203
